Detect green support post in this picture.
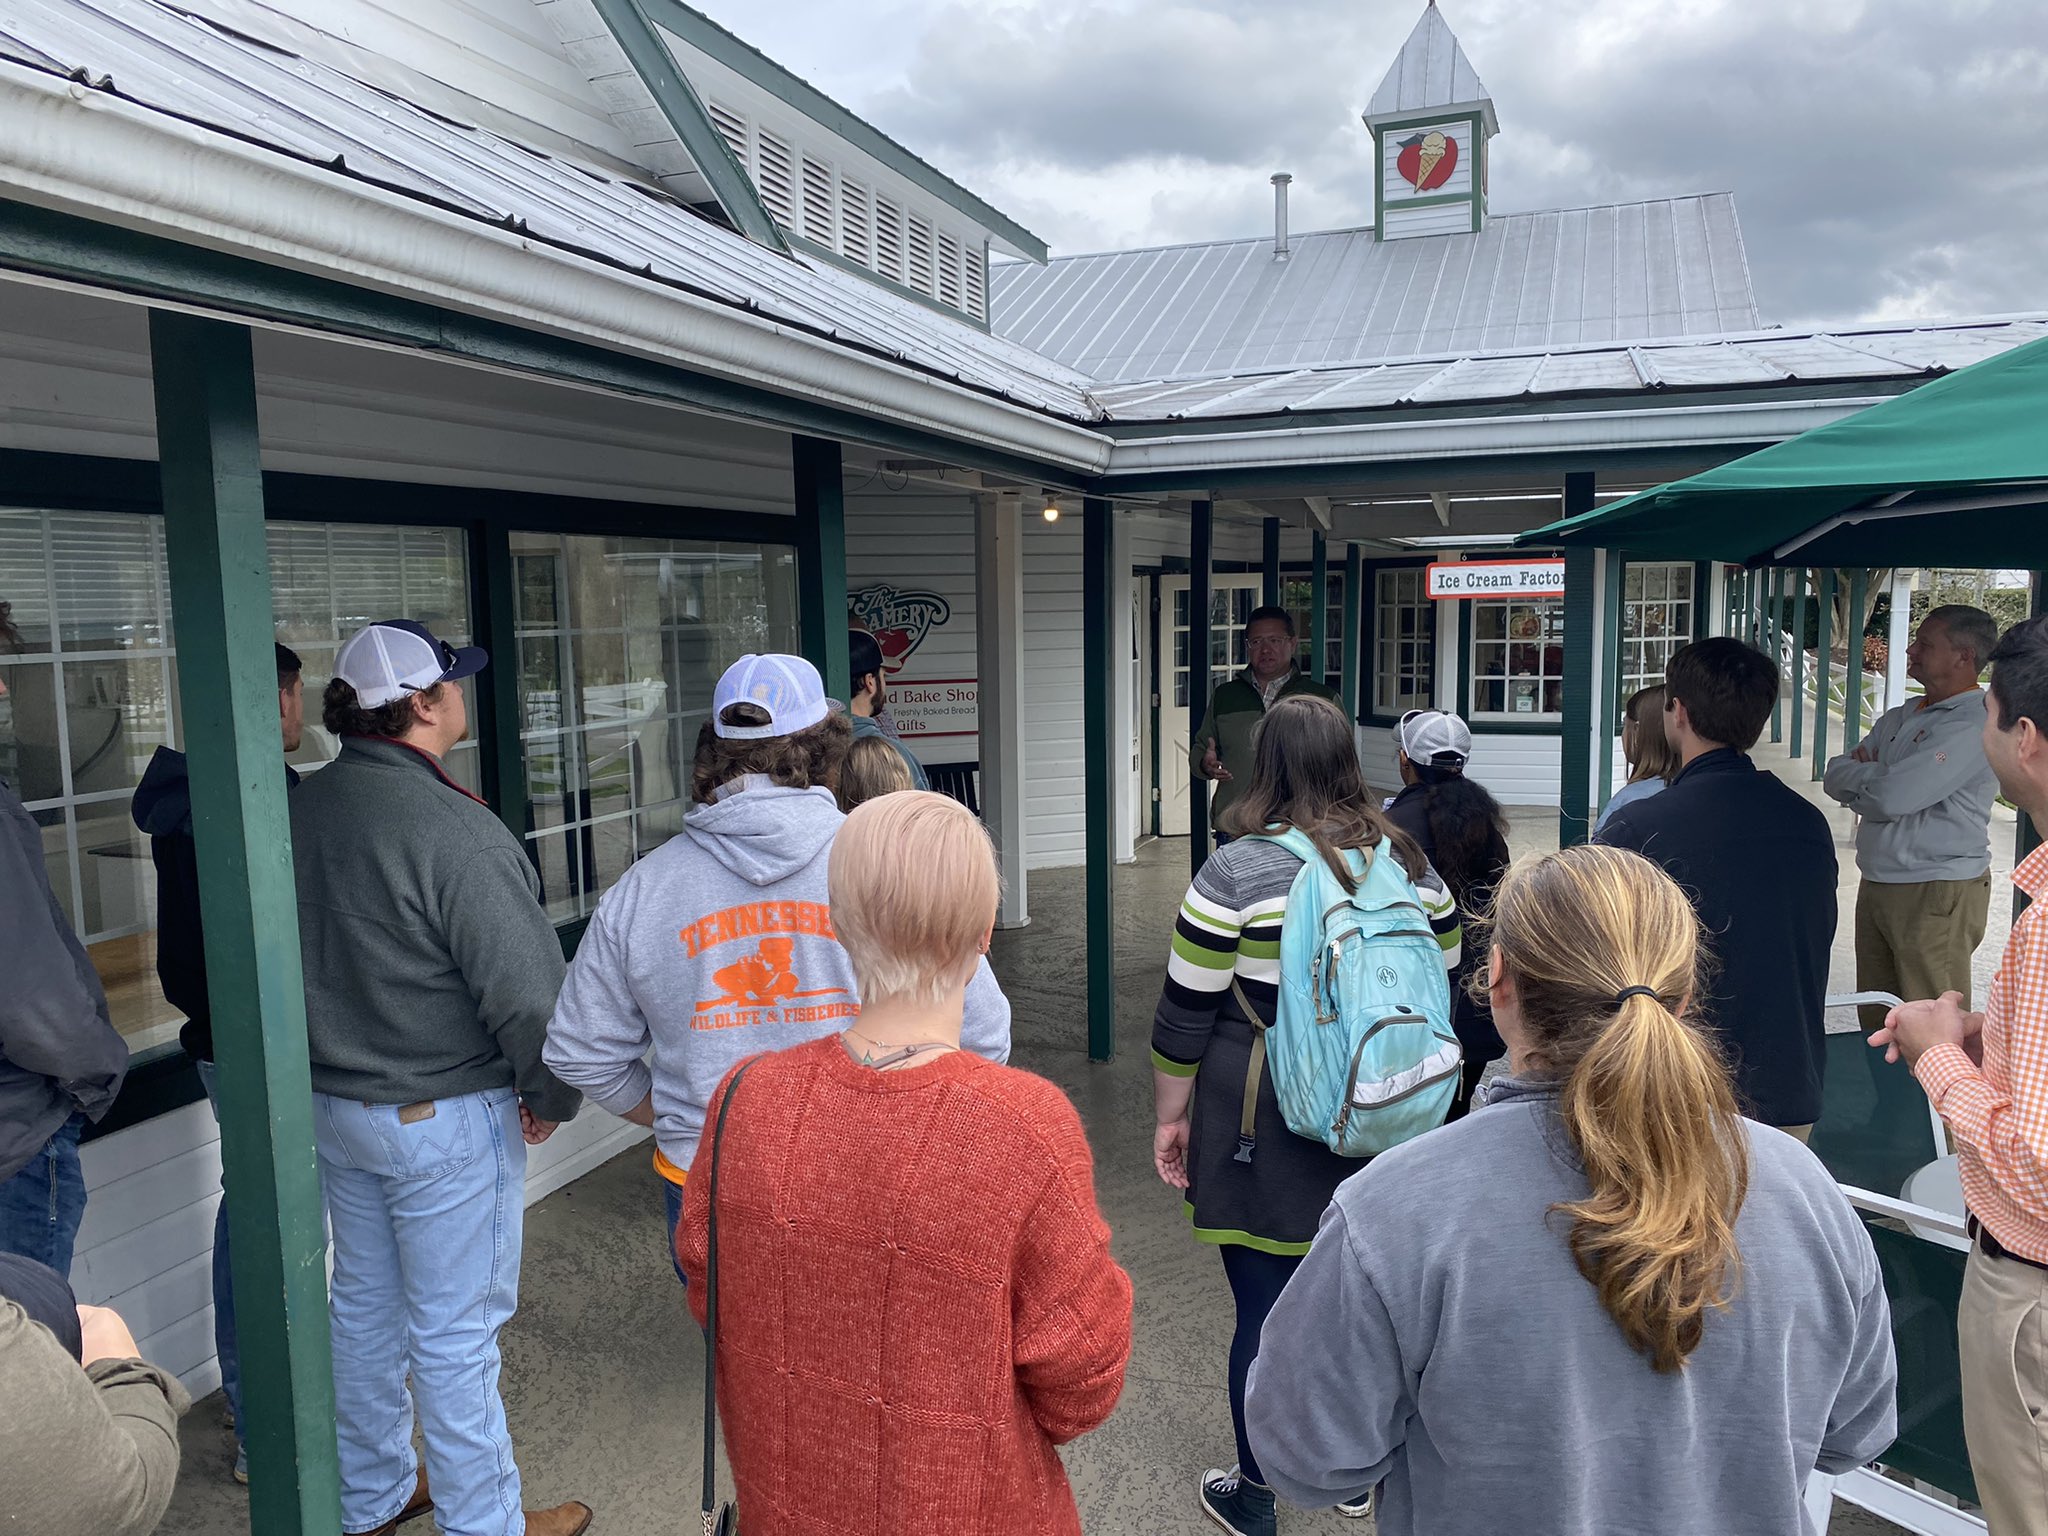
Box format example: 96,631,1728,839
1768,566,1784,744
1557,473,1599,846
472,524,530,839
1812,569,1836,779
1190,499,1214,871
1790,569,1809,757
793,435,850,702
1082,496,1117,1062
1262,516,1281,609
1309,531,1328,684
1845,568,1868,748
1598,550,1625,816
149,311,341,1536
1341,542,1363,721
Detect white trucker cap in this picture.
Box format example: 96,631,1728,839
712,653,831,739
334,620,487,709
1397,708,1474,768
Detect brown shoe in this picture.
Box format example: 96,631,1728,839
524,1501,594,1536
343,1467,432,1536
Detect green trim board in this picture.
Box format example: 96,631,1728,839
637,0,1047,261
787,231,991,331
1356,554,1438,727
1082,497,1117,1062
793,435,851,702
0,199,1093,493
1190,499,1214,865
1790,568,1810,757
151,311,341,1536
1812,569,1836,778
473,524,530,842
587,0,789,253
1557,475,1599,845
1342,542,1363,721
1310,533,1329,685
1598,551,1625,812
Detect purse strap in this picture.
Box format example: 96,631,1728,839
703,1054,761,1528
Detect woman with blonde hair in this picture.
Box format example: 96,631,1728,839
836,731,914,811
679,791,1132,1535
1595,683,1680,832
1245,843,1897,1534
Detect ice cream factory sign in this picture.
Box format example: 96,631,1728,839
1426,559,1567,599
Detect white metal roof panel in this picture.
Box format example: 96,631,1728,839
993,195,1760,384
0,0,1097,419
1365,2,1494,130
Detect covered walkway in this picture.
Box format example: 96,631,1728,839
157,732,1966,1536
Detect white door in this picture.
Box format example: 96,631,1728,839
1157,575,1262,837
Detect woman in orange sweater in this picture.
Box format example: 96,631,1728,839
678,790,1133,1534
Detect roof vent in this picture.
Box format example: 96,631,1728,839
1271,172,1293,261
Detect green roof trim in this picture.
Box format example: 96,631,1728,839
589,0,790,253
639,0,1048,263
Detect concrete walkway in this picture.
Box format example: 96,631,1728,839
162,738,2007,1534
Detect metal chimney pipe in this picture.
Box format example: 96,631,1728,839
1271,172,1292,260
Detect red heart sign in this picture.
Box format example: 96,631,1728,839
1396,130,1458,193
873,627,916,672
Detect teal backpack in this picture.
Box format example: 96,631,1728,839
1232,827,1459,1161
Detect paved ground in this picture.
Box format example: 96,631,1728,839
162,733,2008,1534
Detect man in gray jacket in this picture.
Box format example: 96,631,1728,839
1826,604,2001,1027
293,620,589,1536
0,773,127,1275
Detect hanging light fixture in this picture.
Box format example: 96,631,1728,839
1041,491,1061,523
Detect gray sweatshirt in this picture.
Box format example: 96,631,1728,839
1245,1077,1897,1536
544,781,1011,1170
1824,690,1997,883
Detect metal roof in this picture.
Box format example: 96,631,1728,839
1366,1,1496,134
0,0,1096,418
990,195,1760,384
1090,318,2048,423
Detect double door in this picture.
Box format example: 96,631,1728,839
1154,576,1262,837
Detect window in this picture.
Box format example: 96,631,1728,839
1471,596,1565,718
512,534,798,923
1621,562,1695,695
1280,572,1345,699
1171,585,1255,708
1373,568,1435,716
0,509,472,1056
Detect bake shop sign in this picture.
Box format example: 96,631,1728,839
1426,559,1567,599
847,584,951,673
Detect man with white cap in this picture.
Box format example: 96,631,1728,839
291,620,590,1536
545,653,1012,1282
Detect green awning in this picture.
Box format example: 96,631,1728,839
1520,333,2048,564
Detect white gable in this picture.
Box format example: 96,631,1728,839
1365,1,1498,136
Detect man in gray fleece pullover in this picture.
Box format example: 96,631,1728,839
543,653,1010,1273
1244,1075,1897,1535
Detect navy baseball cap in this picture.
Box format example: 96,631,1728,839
335,620,487,709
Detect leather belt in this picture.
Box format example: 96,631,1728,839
1970,1215,2048,1274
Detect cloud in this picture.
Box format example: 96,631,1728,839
689,0,2048,326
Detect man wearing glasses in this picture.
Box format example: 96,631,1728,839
1191,605,1339,846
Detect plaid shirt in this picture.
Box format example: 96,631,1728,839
1917,841,2048,1262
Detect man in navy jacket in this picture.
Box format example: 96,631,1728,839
1601,637,1839,1134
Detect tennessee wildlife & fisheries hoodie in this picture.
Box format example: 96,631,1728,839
544,780,1012,1174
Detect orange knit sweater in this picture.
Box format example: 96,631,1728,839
678,1035,1132,1535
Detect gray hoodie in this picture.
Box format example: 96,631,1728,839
1824,689,1997,883
544,781,1012,1171
1246,1076,1897,1536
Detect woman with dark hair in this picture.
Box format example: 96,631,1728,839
1384,709,1512,1119
1595,684,1680,833
1245,843,1897,1534
1151,695,1461,1536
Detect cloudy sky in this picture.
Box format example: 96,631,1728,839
691,0,2048,328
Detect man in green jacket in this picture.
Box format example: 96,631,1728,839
1192,605,1341,842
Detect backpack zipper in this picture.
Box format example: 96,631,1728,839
1331,1028,1462,1137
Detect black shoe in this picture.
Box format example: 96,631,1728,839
1199,1465,1278,1536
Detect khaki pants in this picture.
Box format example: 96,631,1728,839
1855,874,1993,1030
1960,1243,2048,1535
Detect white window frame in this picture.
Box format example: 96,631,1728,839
1468,594,1566,722
1372,566,1436,717
1621,561,1696,697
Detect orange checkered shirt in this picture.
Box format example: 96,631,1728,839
1917,841,2048,1263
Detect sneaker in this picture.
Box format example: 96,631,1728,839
1199,1465,1277,1536
1336,1489,1373,1518
231,1445,248,1486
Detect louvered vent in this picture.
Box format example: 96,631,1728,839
874,198,905,281
935,230,963,308
906,214,934,295
963,243,986,319
755,130,794,228
800,156,834,244
839,179,872,267
706,101,747,165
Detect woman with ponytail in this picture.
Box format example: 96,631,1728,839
1245,843,1898,1535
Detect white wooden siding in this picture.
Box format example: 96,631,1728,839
73,1105,648,1400
844,492,982,767
1382,202,1477,241
1023,515,1086,868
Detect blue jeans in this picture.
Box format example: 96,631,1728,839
195,1061,243,1443
314,1089,527,1536
662,1179,689,1290
0,1113,87,1276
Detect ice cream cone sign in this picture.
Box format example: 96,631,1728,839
1396,129,1458,193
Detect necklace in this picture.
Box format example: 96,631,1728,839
841,1027,960,1071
